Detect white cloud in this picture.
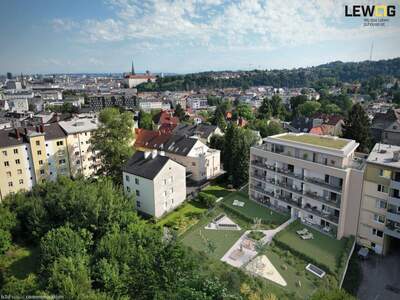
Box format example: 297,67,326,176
53,0,400,51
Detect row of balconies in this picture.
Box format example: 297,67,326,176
250,184,339,224
251,173,341,208
251,160,342,193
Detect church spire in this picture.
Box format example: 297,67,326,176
131,60,135,75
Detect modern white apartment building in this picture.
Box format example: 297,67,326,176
122,150,186,218
357,143,400,255
249,133,365,239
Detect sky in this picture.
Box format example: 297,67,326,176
0,0,399,74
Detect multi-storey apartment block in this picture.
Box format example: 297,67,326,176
357,143,400,255
58,118,100,177
0,124,70,200
249,133,365,239
123,150,186,218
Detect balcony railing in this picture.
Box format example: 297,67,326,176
386,210,400,223
384,223,400,239
250,184,275,197
300,218,338,238
304,176,342,193
303,191,340,208
302,204,339,224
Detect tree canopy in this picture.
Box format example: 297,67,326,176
342,103,371,152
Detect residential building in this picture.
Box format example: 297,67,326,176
153,110,179,133
122,150,186,218
88,93,136,111
186,96,208,110
0,123,70,200
249,133,365,239
357,143,400,255
134,129,222,182
371,109,400,146
58,117,100,177
172,123,223,144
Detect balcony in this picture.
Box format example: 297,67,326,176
302,204,339,224
300,218,338,238
390,180,400,190
388,196,400,207
251,160,276,171
250,196,291,215
276,180,303,195
251,173,266,181
303,191,340,208
304,176,342,193
275,167,304,181
386,210,400,223
384,224,400,239
275,194,302,208
250,184,274,197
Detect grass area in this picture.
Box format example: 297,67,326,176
221,191,289,226
274,221,348,275
157,201,206,227
276,133,349,149
181,208,245,259
0,245,40,279
202,185,231,198
263,246,318,299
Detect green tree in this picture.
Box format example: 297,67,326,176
91,108,134,184
322,103,341,114
174,104,186,121
270,95,285,118
342,103,371,152
139,110,155,130
290,95,308,112
249,120,283,138
258,98,272,119
297,101,321,117
310,288,356,300
236,103,254,120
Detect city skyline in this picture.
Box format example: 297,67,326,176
0,0,399,74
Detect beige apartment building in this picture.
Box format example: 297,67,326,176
249,133,365,239
357,143,400,255
0,124,71,200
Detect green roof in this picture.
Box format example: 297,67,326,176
275,134,349,149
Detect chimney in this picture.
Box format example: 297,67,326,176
15,128,20,139
144,151,151,159
40,124,44,133
393,151,400,162
151,149,158,159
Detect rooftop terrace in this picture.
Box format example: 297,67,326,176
275,133,350,150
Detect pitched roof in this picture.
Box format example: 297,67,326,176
134,129,172,149
172,123,217,139
122,151,170,180
153,110,179,126
0,123,67,148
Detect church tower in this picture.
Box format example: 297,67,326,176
131,60,135,75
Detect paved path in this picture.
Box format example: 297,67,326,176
221,217,295,268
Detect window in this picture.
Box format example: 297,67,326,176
136,190,140,196
136,201,141,208
2,150,7,156
164,179,167,185
56,141,64,146
6,171,11,177
36,141,40,146
15,159,20,164
379,169,391,179
17,169,22,174
126,186,131,192
58,159,66,165
76,160,80,165
37,150,42,155
377,184,388,193
376,199,387,209
13,149,18,154
135,178,139,185
192,162,196,166
39,160,43,165
125,175,130,182
19,179,23,184
4,161,9,167
75,151,79,156
170,187,174,193
8,182,13,187
40,169,45,175
373,214,385,224
164,191,167,197
372,228,384,238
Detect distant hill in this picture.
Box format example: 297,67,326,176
137,57,400,92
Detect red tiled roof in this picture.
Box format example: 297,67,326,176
134,128,171,149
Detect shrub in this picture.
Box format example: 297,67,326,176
198,192,217,208
0,229,12,255
247,231,265,241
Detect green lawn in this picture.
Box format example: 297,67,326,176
221,191,289,225
274,221,348,274
156,201,207,228
181,208,245,259
202,185,231,198
262,248,318,299
276,133,349,149
0,245,40,279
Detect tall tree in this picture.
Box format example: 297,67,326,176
139,110,154,130
297,100,321,117
342,103,371,152
236,103,254,120
91,108,134,184
174,104,186,121
270,95,285,118
258,98,272,119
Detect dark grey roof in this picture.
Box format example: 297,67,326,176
122,151,170,180
162,134,197,156
172,123,217,139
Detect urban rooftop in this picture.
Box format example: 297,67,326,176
274,133,351,150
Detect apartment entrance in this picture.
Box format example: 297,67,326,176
291,207,299,218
